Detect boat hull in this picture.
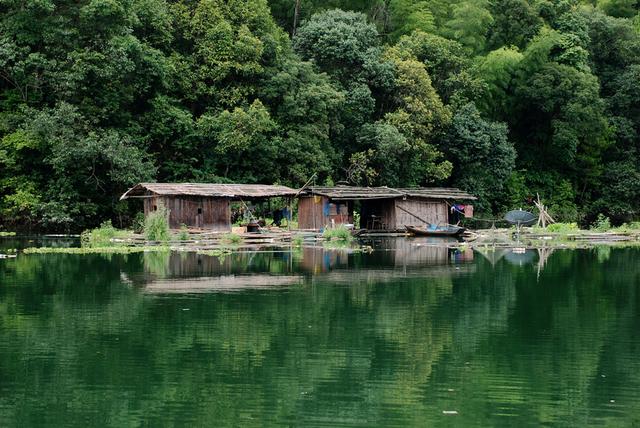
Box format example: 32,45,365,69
405,225,466,237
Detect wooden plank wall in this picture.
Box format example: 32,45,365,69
298,196,327,230
144,196,231,231
394,199,448,228
360,199,397,230
299,196,355,230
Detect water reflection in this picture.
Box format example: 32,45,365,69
0,242,639,427
136,239,476,293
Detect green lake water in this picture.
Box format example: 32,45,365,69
1,238,639,427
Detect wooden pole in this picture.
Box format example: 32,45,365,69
396,204,431,226
294,172,317,198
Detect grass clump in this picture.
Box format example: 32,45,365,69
177,224,189,241
322,226,353,242
222,233,243,245
545,222,580,233
132,212,145,234
80,221,128,248
612,222,640,233
145,207,170,242
292,235,304,247
591,214,612,232
0,231,16,237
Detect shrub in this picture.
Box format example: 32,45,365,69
292,235,304,247
81,221,118,248
132,212,145,234
322,225,353,242
612,222,640,233
591,214,611,232
545,222,579,233
222,233,243,245
177,224,189,241
353,211,361,229
144,207,170,242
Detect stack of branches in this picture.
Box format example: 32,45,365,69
534,193,555,228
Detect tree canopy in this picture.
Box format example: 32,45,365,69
1,0,640,229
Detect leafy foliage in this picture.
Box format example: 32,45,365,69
591,213,612,231
322,225,353,242
1,0,640,229
144,206,170,242
442,103,515,212
545,222,580,233
80,220,124,248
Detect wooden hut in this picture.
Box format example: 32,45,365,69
120,183,297,231
297,186,476,231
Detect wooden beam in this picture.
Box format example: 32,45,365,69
396,204,430,225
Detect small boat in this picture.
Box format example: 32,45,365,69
405,224,466,237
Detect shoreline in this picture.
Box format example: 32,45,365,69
4,226,640,256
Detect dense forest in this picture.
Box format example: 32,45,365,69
1,0,639,231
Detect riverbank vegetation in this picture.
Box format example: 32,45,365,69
1,0,639,232
80,221,129,247
23,246,170,255
322,226,353,243
144,208,170,242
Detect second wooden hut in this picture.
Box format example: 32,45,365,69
297,186,476,231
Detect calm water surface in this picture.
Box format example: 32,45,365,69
0,238,639,427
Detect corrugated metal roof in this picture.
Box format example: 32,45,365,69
303,186,476,200
120,183,298,200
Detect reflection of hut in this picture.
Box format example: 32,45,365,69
300,247,350,273
297,186,476,231
120,183,297,231
395,239,451,266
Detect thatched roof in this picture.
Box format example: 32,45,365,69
303,186,476,200
121,183,476,201
303,186,403,200
120,183,297,200
397,188,477,200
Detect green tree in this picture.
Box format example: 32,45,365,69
395,31,484,105
442,103,516,212
197,99,277,182
388,0,436,39
259,58,345,183
475,47,524,119
443,0,494,54
487,0,543,50
292,9,380,82
598,0,639,18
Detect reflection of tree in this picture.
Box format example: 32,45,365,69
0,248,639,425
424,248,640,426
